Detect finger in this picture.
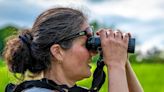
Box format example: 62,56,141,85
107,29,114,38
99,29,107,40
96,28,104,36
99,29,108,46
114,29,122,39
127,32,131,38
123,33,129,43
106,30,110,38
96,32,99,35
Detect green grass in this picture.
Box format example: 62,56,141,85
132,64,164,92
77,63,108,92
78,64,164,92
0,60,164,92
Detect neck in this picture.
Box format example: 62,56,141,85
43,63,76,87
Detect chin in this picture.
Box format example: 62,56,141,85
78,67,92,80
77,74,91,81
85,70,92,78
86,73,91,78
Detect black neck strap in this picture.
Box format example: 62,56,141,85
90,53,106,91
13,78,90,92
7,54,106,92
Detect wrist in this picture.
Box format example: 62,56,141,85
106,61,126,71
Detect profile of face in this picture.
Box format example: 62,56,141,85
51,21,92,81
62,22,92,80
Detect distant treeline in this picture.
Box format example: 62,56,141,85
0,25,18,55
0,23,164,64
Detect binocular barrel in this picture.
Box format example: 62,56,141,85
86,37,135,53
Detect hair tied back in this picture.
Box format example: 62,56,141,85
19,34,33,48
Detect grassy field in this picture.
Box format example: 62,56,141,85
0,59,164,92
132,64,164,92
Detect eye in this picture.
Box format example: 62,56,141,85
79,36,88,47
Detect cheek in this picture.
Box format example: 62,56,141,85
73,45,90,63
62,43,91,79
63,45,89,66
64,44,90,70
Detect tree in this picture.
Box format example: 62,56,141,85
0,25,18,56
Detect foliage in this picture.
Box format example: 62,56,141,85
90,20,100,32
0,24,164,64
129,48,164,64
0,25,18,55
1,60,164,92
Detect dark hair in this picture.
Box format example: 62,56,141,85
3,7,87,75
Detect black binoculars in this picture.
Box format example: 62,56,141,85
86,37,135,53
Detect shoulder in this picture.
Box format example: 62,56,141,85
23,87,54,92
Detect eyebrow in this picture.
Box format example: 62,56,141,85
56,26,92,43
41,27,92,49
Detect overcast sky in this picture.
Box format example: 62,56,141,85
0,0,164,54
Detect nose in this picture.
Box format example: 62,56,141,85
89,50,98,57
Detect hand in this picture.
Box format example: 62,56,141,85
97,29,130,67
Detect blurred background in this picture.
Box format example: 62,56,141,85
0,0,164,92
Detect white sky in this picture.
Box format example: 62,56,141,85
0,0,164,54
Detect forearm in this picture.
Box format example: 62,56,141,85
107,63,129,92
126,61,144,92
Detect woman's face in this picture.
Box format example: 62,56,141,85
62,22,92,81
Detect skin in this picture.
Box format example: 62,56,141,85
98,29,143,92
126,60,144,92
98,29,129,92
44,21,143,92
44,21,92,87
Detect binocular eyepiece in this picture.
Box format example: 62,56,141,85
86,37,135,53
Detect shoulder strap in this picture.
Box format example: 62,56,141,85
13,80,55,92
5,78,93,92
5,56,105,92
5,79,63,92
5,83,16,92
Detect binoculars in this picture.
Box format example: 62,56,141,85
86,37,135,53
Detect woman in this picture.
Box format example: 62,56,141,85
3,7,143,92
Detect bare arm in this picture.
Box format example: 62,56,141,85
98,29,130,92
126,60,144,92
107,63,129,92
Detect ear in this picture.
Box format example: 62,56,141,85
50,44,64,61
